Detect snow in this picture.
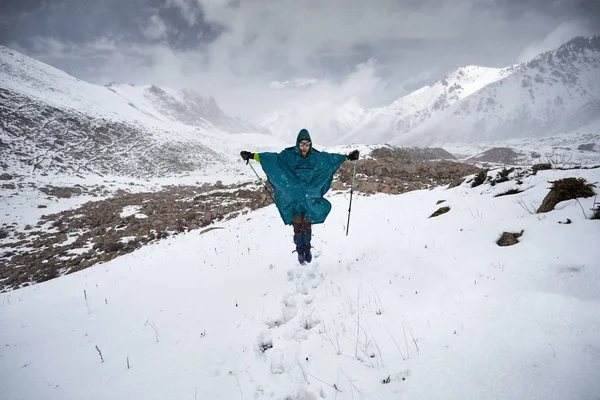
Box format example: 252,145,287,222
1,167,599,399
0,46,258,138
436,131,600,166
394,38,600,146
260,37,600,147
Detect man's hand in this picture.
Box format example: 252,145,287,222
240,151,254,162
348,150,359,161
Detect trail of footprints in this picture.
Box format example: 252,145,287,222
255,259,325,397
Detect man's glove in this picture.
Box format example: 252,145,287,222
240,151,254,162
348,150,359,161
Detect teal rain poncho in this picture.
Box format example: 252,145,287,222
255,129,347,225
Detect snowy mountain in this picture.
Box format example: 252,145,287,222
0,46,272,178
341,65,516,144
260,36,600,146
396,36,600,145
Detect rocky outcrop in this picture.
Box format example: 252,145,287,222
333,158,481,195
467,147,524,165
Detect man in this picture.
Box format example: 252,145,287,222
240,128,359,265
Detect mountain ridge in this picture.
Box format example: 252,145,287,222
259,36,600,146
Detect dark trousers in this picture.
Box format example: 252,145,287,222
292,215,312,251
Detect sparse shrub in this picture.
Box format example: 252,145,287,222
493,167,515,184
471,170,487,188
103,241,124,253
39,266,60,282
537,177,596,213
156,230,169,239
123,239,140,251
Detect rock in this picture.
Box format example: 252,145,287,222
331,180,345,190
0,173,14,181
577,143,595,151
468,147,522,164
497,231,523,246
382,185,391,194
436,200,446,204
429,206,450,218
358,181,379,193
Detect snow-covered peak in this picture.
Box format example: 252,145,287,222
0,46,258,134
387,65,514,115
337,65,516,144
394,35,600,145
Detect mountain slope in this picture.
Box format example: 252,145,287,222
394,36,600,145
341,65,515,144
0,46,274,177
0,46,259,134
1,167,599,399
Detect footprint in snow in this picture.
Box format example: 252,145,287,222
265,294,298,328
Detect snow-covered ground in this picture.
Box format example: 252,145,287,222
1,167,599,400
437,131,600,165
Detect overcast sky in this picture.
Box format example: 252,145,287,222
1,0,599,120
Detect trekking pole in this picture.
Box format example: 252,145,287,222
246,159,275,203
346,160,357,236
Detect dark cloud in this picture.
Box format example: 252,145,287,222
0,0,222,49
0,0,598,120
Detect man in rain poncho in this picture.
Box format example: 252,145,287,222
241,129,359,264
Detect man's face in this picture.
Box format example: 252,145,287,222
299,140,310,157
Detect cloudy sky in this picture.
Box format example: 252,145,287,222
1,0,599,120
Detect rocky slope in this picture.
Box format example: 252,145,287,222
0,45,269,178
